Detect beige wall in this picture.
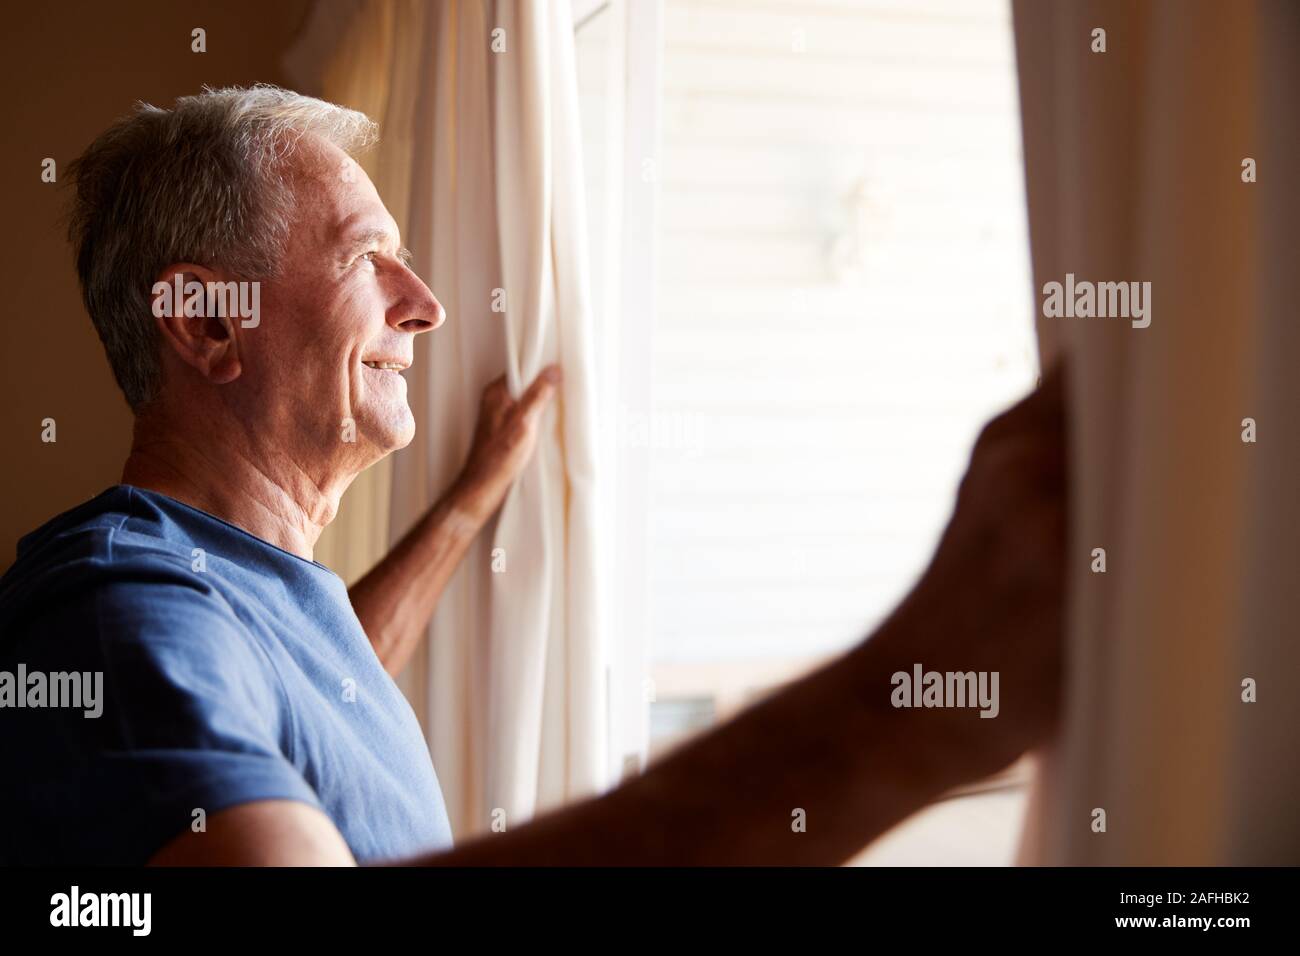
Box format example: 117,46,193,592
0,0,310,572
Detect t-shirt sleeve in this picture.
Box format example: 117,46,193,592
2,561,325,864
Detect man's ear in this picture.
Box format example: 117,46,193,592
150,263,243,385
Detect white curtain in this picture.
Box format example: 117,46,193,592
1013,0,1300,864
290,0,607,837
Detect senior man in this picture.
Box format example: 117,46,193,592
0,87,1067,866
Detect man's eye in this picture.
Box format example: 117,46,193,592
360,251,378,263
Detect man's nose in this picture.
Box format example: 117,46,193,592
389,273,445,334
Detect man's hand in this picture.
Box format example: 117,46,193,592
349,364,562,675
454,365,562,523
873,362,1068,783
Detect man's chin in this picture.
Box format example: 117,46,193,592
347,398,417,460
389,422,416,451
371,411,417,455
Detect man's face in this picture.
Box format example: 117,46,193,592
244,136,442,466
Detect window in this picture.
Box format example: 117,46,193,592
579,0,1035,863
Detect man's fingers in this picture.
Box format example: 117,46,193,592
976,358,1069,450
1025,358,1067,430
481,374,512,430
482,374,510,403
515,364,562,427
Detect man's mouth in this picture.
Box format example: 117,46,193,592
362,361,409,371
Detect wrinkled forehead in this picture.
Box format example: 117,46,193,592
281,134,394,252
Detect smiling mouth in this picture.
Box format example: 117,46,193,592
362,361,408,370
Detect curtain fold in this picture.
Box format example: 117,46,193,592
293,0,607,837
1013,0,1300,864
483,0,605,820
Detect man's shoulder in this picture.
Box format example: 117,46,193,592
1,487,214,611
0,488,261,665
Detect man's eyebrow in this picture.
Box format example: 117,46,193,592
337,226,413,265
338,226,400,252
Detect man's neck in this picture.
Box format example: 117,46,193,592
120,408,348,561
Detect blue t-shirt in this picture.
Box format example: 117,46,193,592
0,485,453,864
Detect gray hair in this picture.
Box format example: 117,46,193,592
67,85,377,410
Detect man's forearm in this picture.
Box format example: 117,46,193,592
411,589,984,866
348,481,487,675
391,367,1062,866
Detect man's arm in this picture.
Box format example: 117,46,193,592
149,800,357,866
155,366,1066,866
348,366,561,675
151,612,988,867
